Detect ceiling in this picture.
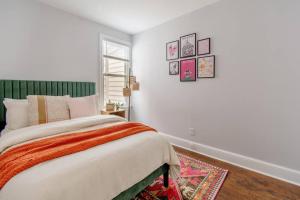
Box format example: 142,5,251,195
37,0,220,34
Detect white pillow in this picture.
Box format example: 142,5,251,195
3,98,29,132
67,95,98,119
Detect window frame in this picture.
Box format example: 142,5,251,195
99,34,132,108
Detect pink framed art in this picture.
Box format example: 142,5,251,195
197,38,211,56
166,40,179,61
180,58,196,82
197,55,215,78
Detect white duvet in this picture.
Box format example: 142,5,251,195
0,115,180,200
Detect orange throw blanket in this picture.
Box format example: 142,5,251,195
0,122,156,189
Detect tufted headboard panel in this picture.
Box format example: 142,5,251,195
0,80,96,131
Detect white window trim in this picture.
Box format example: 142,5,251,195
99,34,132,109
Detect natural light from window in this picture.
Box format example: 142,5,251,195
102,40,130,105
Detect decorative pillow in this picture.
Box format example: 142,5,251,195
3,98,29,132
67,95,98,119
27,95,70,125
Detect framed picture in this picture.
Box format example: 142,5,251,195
180,58,196,82
166,40,179,60
197,38,211,55
169,61,179,75
180,33,196,58
197,55,215,78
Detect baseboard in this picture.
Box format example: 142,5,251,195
160,133,300,186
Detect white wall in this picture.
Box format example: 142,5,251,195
0,0,131,85
132,0,300,174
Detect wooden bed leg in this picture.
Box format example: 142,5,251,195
163,167,169,188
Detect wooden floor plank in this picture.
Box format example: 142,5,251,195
174,146,300,200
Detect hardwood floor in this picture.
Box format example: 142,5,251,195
174,146,300,200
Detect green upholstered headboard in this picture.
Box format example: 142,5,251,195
0,80,96,131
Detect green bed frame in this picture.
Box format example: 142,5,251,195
0,79,169,199
114,164,169,200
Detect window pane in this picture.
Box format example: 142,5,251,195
103,57,126,75
103,75,126,104
102,39,130,105
103,40,129,60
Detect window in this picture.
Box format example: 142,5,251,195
101,39,130,105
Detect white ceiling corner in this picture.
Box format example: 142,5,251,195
36,0,221,35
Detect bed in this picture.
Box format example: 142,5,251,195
0,80,180,200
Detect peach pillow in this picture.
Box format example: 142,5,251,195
67,95,98,119
3,98,29,132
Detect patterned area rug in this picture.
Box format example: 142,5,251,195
134,154,228,200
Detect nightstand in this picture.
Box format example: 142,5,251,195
101,109,126,118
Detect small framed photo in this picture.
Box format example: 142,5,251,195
180,33,196,58
169,61,179,75
180,58,196,82
166,40,179,61
197,38,211,56
197,55,215,78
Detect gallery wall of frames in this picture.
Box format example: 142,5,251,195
166,33,215,82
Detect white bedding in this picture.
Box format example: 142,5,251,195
0,115,180,200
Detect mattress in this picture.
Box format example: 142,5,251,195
0,115,180,200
